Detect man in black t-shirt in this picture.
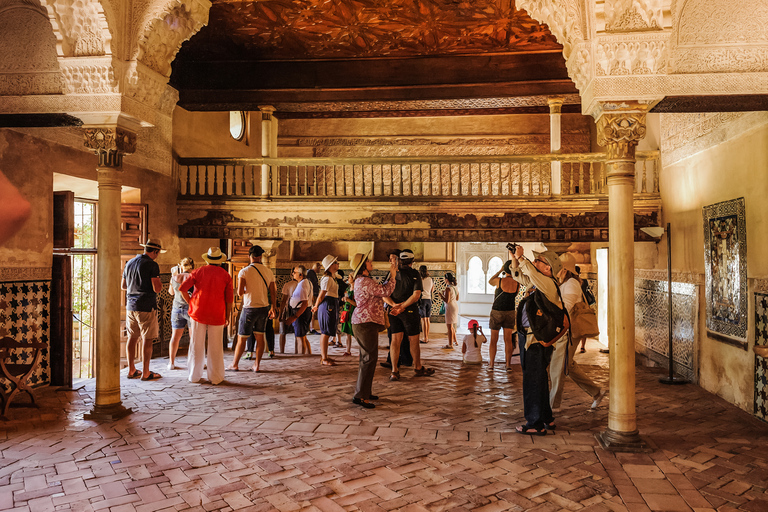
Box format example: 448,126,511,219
384,249,435,380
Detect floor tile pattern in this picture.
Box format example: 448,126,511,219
1,337,767,511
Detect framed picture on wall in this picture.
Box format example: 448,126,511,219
702,197,747,348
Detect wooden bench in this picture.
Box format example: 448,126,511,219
0,337,48,418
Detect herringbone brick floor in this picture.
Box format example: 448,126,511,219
1,336,767,512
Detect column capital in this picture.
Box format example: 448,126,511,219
258,105,276,120
596,111,647,161
83,126,137,168
547,96,565,113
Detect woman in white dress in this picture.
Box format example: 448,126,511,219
442,272,459,348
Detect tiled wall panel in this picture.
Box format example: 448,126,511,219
755,293,768,422
635,278,698,381
0,280,51,391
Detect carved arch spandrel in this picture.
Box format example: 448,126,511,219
515,0,587,58
134,0,210,77
39,0,112,57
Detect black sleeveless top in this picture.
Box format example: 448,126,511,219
493,286,517,312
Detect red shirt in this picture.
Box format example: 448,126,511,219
180,265,234,326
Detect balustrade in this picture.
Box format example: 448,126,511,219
176,152,659,200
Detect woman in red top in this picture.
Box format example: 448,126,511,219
180,247,234,385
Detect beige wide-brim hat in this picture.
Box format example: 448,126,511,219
202,247,229,264
350,251,371,278
559,252,578,275
532,249,563,276
140,239,167,253
321,254,338,270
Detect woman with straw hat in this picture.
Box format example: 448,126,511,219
348,251,398,409
311,254,341,366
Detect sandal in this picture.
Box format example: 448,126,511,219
342,352,352,356
579,347,586,353
441,345,453,349
545,422,557,430
140,371,162,381
126,369,141,379
321,359,336,366
516,425,546,436
414,366,435,376
389,371,400,381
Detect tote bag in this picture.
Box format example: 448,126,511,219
570,290,600,339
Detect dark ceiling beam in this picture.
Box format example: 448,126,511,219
0,113,83,128
651,95,768,113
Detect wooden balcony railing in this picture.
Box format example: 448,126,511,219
176,152,660,200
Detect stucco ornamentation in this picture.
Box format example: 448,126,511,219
594,38,668,76
40,0,111,57
0,267,51,282
596,112,647,160
0,2,63,95
672,0,768,74
135,0,211,77
59,56,118,94
604,0,667,32
515,0,585,57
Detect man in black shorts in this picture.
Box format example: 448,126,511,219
384,249,435,380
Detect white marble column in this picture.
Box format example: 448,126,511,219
548,97,564,195
595,109,648,451
83,127,135,421
259,106,277,197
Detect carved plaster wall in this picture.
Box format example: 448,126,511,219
0,1,63,95
596,0,671,32
660,111,768,167
516,0,586,58
671,0,768,74
40,0,111,57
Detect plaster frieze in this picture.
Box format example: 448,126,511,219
40,0,111,57
273,95,583,113
515,0,586,58
635,268,703,285
135,0,211,77
660,111,768,167
594,35,669,77
0,267,52,282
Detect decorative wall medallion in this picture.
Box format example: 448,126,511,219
703,197,747,346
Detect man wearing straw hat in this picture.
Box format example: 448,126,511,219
122,238,166,381
180,247,234,385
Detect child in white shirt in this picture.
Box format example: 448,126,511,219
462,319,487,364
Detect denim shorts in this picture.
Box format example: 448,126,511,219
418,299,433,318
171,307,190,330
238,306,271,336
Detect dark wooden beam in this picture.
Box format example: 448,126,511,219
0,113,83,128
651,95,768,113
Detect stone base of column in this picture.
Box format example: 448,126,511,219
84,403,133,421
596,428,651,453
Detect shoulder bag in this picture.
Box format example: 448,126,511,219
570,288,600,339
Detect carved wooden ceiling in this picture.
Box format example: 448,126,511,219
171,0,579,116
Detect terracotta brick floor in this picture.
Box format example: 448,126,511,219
1,336,767,511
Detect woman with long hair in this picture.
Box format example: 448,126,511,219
168,257,194,370
441,272,459,349
311,254,341,365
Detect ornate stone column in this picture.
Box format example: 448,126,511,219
595,107,649,452
548,97,564,195
83,126,136,421
259,106,277,197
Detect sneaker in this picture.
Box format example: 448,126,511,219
244,352,253,360
268,351,275,358
592,389,607,409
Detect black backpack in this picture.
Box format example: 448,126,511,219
581,279,596,306
517,282,570,346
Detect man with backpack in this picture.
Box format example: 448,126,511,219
509,245,567,436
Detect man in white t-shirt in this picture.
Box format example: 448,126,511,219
229,245,277,372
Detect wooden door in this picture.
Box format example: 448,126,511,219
51,192,74,387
